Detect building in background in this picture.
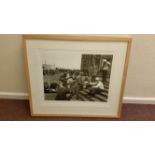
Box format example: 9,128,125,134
43,64,56,75
80,54,113,81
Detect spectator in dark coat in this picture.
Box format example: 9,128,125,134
55,81,71,100
44,82,50,93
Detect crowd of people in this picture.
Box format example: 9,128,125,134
44,70,105,101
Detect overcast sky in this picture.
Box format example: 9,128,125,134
42,51,82,70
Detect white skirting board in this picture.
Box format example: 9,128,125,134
0,92,155,104
0,92,28,100
123,97,155,104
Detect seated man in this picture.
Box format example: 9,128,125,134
67,77,74,89
55,80,72,100
88,77,104,96
50,82,59,93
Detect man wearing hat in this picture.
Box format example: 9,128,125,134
88,77,104,96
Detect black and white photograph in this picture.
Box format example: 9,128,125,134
24,35,131,117
42,52,113,102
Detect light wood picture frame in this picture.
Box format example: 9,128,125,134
23,35,132,118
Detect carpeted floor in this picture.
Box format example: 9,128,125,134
0,99,155,121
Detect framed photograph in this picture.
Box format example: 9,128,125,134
23,35,132,118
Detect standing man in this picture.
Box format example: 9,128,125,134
101,59,111,82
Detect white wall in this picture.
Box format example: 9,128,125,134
0,34,155,103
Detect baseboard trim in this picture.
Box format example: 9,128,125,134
0,92,28,100
123,97,155,104
0,92,155,104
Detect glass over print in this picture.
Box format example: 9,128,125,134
24,35,132,117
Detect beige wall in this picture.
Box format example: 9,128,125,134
124,35,155,98
0,35,27,93
0,34,155,99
